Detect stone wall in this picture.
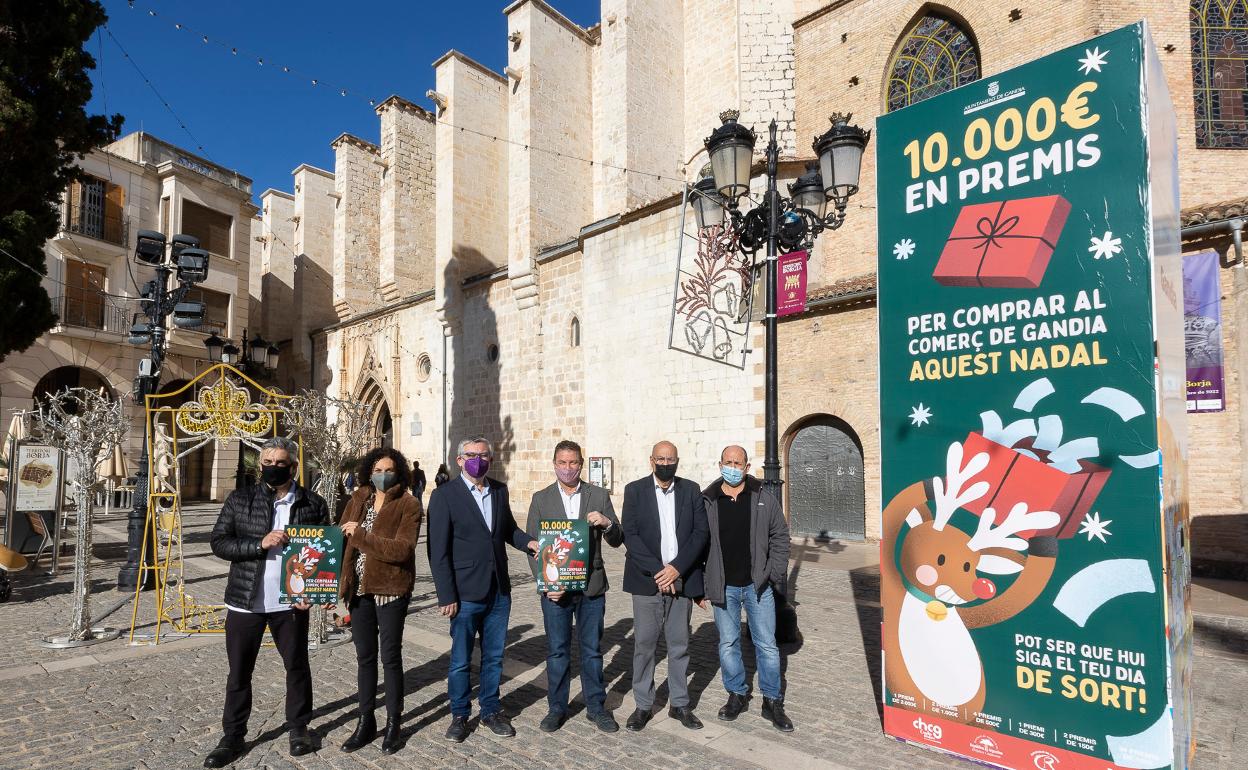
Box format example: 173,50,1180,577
259,190,295,344
331,135,381,320
290,165,337,390
377,97,436,302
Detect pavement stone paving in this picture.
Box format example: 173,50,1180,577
0,504,1245,769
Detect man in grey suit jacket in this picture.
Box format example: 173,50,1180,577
525,440,623,734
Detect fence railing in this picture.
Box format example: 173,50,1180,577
52,291,134,334
62,201,129,246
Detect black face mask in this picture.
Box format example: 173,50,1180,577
261,464,293,488
654,463,678,482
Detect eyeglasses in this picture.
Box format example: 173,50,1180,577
461,452,491,459
652,457,677,464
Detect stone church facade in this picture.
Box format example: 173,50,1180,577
257,0,1248,571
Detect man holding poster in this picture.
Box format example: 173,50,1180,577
204,437,330,768
525,440,622,733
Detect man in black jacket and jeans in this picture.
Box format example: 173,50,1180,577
204,436,330,768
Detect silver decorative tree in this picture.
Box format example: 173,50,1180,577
283,389,373,645
33,388,128,645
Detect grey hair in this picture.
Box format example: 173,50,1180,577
457,435,493,456
261,436,300,462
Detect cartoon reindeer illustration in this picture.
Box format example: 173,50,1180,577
285,544,322,596
541,534,575,585
881,441,1060,722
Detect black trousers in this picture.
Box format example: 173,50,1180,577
222,608,312,740
350,594,411,718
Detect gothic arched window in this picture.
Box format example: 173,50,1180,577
1192,0,1248,148
886,11,980,112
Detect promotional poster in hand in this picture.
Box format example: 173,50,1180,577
279,526,343,605
536,519,590,591
876,23,1191,770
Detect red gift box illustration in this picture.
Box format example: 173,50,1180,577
960,430,1111,539
933,195,1071,288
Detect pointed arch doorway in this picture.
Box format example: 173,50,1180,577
357,378,393,449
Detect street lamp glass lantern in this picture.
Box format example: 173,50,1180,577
204,332,225,362
221,342,240,365
248,333,268,365
705,110,756,202
691,175,726,230
813,113,871,203
789,161,827,219
266,344,280,371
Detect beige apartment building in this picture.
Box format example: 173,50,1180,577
1,132,258,501
256,0,1248,572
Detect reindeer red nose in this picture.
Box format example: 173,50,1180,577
972,578,997,600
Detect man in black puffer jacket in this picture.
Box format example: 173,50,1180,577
203,436,330,768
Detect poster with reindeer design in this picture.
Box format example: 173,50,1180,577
536,519,590,591
876,22,1191,770
279,526,343,605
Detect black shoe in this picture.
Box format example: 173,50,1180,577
718,692,749,721
288,727,315,757
445,715,470,743
588,711,619,733
203,738,244,768
341,714,377,753
481,712,516,737
539,711,566,733
762,697,794,732
668,706,704,730
625,708,652,732
380,716,402,755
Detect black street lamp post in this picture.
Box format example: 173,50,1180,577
118,231,210,590
700,110,870,492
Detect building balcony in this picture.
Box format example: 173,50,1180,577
50,289,136,337
60,201,129,246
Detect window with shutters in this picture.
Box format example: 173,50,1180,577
1192,0,1248,148
180,200,233,258
179,287,231,334
64,175,127,245
63,259,107,329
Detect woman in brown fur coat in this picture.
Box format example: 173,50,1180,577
337,446,422,755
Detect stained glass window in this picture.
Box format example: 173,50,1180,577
1192,0,1248,148
886,12,980,112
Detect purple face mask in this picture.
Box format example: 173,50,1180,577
463,456,490,478
555,467,581,486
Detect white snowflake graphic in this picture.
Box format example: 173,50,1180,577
1078,47,1108,75
908,403,932,427
327,557,337,566
1079,511,1113,543
893,238,916,260
1089,231,1123,260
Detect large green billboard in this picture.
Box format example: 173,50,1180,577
875,22,1192,770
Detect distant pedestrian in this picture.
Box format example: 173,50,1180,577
434,463,450,488
412,460,428,501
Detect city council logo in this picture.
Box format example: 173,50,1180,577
987,80,1000,97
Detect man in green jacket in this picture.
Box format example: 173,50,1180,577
697,445,793,732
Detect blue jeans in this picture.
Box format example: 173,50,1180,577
541,593,606,715
712,585,781,699
448,591,511,717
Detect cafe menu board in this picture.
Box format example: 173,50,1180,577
875,22,1191,770
14,445,61,511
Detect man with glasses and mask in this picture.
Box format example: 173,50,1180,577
427,436,539,743
204,436,330,768
621,440,709,732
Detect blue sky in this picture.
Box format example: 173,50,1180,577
87,0,600,203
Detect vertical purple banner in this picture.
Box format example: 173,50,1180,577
776,250,808,318
1184,249,1225,412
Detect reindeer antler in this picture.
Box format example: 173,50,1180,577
967,502,1061,552
931,441,991,531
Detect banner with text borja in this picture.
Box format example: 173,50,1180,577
875,22,1191,770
